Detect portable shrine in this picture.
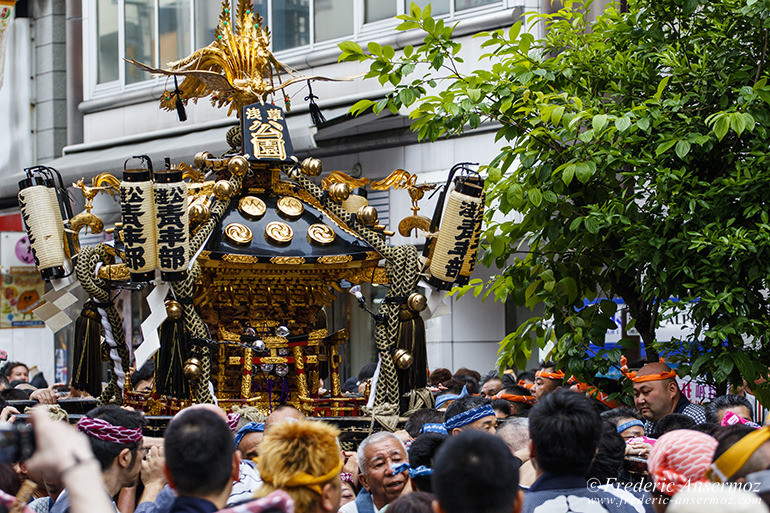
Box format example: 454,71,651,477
18,1,486,424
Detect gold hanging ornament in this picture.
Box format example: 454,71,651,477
165,300,183,320
214,180,234,200
189,204,210,224
328,183,351,203
301,157,323,176
407,292,427,313
394,349,414,370
228,155,249,176
356,206,378,226
183,358,203,380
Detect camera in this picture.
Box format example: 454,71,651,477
0,423,36,463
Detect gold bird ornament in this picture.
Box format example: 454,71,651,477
126,0,348,117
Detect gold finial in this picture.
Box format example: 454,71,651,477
73,173,120,213
126,0,348,117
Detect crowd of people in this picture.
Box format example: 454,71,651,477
0,358,768,513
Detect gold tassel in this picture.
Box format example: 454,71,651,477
71,301,103,398
155,301,190,398
395,307,428,394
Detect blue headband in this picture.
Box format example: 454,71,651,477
444,404,496,431
420,423,449,435
435,385,469,409
392,462,434,478
234,422,265,449
409,465,433,478
392,462,411,474
616,420,644,434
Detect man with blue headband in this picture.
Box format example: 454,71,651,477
443,396,497,435
227,422,265,506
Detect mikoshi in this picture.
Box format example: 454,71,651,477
17,0,486,436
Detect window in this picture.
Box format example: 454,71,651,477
96,0,119,84
86,0,503,97
365,0,396,23
315,0,353,42
159,0,191,68
124,0,155,85
273,0,310,52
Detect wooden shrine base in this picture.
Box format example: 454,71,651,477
9,399,398,450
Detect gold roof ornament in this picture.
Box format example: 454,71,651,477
126,0,349,116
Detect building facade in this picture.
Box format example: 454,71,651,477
0,0,616,382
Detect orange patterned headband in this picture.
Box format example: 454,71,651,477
535,369,565,380
494,392,536,404
517,380,534,390
566,376,619,408
620,356,676,383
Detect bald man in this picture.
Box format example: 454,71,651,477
264,405,305,431
631,360,706,436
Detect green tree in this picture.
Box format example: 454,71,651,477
339,0,770,404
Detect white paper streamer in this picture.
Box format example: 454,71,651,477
33,281,80,332
96,305,126,390
418,279,450,320
366,358,381,409
135,281,171,369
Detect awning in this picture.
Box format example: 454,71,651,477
1,122,234,200
0,104,410,205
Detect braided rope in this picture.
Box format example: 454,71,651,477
172,173,244,403
75,244,132,405
290,173,420,412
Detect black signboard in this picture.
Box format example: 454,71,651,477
241,103,294,163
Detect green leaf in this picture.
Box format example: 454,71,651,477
655,140,677,156
367,42,383,56
350,99,374,116
559,277,578,303
730,112,747,136
524,280,540,301
654,76,670,99
675,140,691,159
551,106,565,126
592,114,607,133
615,116,632,132
468,89,482,102
338,41,363,54
529,189,543,207
713,115,730,141
575,161,596,184
584,217,600,234
562,164,575,185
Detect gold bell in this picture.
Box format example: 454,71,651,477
328,183,351,203
183,358,203,380
301,157,323,177
407,292,427,313
214,180,234,200
188,204,210,224
194,151,213,169
356,206,378,226
165,300,183,320
394,349,414,370
228,155,249,176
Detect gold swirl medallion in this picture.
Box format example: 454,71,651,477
277,196,304,218
307,223,336,245
238,196,266,219
265,221,293,244
224,223,253,245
